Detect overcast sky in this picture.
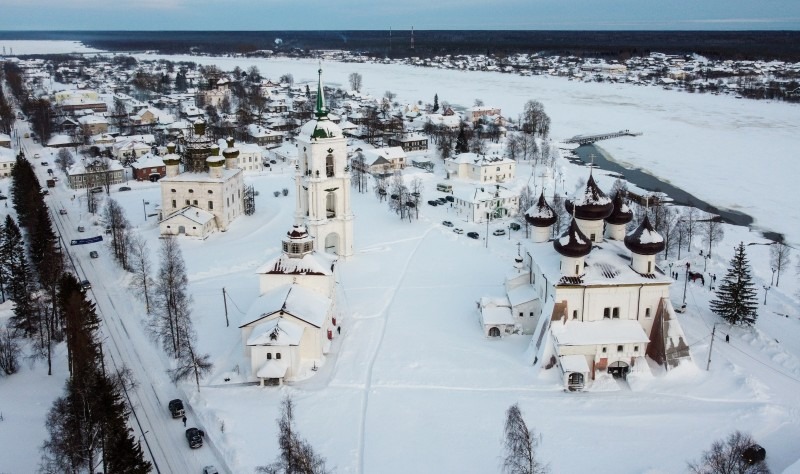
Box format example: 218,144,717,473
1,0,799,30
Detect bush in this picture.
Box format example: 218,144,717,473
273,191,280,197
282,188,289,196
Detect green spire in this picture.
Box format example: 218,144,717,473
315,67,328,119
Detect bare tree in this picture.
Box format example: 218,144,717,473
683,206,699,253
348,72,363,92
257,396,329,474
104,199,131,270
687,431,769,474
168,339,212,392
0,325,21,375
502,403,548,474
55,148,75,173
769,241,791,287
150,236,192,358
128,233,154,314
699,213,725,257
351,152,369,194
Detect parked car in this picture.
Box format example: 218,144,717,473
436,197,447,204
59,209,67,215
40,161,48,166
90,186,103,193
467,231,479,239
509,222,521,231
442,220,453,227
0,195,7,200
269,159,277,164
40,189,49,195
168,399,185,418
445,195,455,202
427,200,438,206
80,280,91,290
33,153,39,159
77,226,85,232
118,186,131,192
89,251,99,258
47,168,53,175
493,229,506,236
741,444,766,465
202,467,220,474
453,228,464,234
185,428,203,449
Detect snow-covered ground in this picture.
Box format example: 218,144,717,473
1,44,800,473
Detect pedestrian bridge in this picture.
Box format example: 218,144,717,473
565,130,642,145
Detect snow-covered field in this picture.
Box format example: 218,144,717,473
1,44,800,473
0,40,102,55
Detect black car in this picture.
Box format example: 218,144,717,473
467,232,479,239
118,186,131,192
427,200,438,206
445,195,455,202
168,399,185,418
80,280,91,290
0,195,7,200
185,428,203,449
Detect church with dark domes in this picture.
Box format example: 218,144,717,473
483,170,692,391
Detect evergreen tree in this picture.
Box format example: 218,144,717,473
455,124,469,154
433,93,439,113
710,243,759,326
1,215,36,334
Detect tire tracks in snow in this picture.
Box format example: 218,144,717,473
356,228,433,474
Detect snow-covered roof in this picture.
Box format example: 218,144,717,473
552,320,650,347
256,252,334,276
479,296,515,325
560,354,590,373
160,206,215,226
130,153,165,169
159,168,240,184
240,284,331,329
507,285,539,307
246,317,303,346
525,237,672,286
299,118,342,139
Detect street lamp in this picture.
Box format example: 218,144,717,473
763,285,770,305
771,267,776,286
668,262,673,279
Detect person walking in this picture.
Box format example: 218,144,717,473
182,415,187,427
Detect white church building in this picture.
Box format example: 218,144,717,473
481,173,692,391
158,121,244,238
239,70,354,385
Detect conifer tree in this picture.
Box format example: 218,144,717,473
710,242,759,326
433,93,439,113
455,124,469,154
1,215,36,334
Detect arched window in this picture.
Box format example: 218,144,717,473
276,353,282,360
326,154,335,177
266,353,272,360
326,192,336,218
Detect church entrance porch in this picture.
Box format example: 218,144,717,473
608,360,630,378
567,372,585,391
488,326,501,337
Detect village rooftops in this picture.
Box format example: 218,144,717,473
524,238,673,286
240,283,331,329
452,186,517,204
130,153,165,169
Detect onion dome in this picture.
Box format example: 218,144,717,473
565,174,613,220
206,154,224,166
524,192,557,228
223,137,239,159
605,191,633,225
553,218,592,258
624,215,665,255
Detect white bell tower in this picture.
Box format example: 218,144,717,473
294,68,354,258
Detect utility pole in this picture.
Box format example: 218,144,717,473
222,287,229,327
706,323,717,370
